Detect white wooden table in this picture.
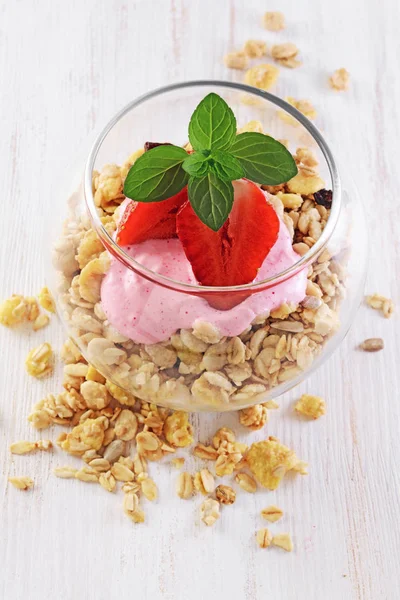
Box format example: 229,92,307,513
1,1,399,598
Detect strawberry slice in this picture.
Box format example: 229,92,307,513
117,187,188,246
176,179,280,308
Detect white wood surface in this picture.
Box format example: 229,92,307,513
0,1,399,598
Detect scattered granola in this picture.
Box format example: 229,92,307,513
359,338,384,352
261,505,284,523
239,404,268,430
8,476,34,490
263,11,285,31
272,533,293,552
224,51,249,70
38,286,56,313
176,472,194,499
244,64,279,91
32,313,50,331
164,411,193,447
243,40,267,58
0,295,39,327
329,68,350,91
366,294,395,318
25,342,54,378
123,491,145,523
215,484,236,505
247,437,304,490
10,440,52,455
256,528,272,548
295,394,326,419
194,469,215,495
278,97,317,126
141,477,158,501
54,466,78,479
200,498,220,526
171,457,185,469
271,43,301,68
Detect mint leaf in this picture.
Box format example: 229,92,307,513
188,172,234,231
182,152,210,178
123,145,188,202
188,93,236,152
230,132,298,185
209,150,245,181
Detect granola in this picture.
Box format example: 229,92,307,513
294,394,326,419
246,436,304,490
8,476,34,490
329,68,350,91
263,11,285,31
366,294,395,318
261,505,284,523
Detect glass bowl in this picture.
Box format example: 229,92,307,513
50,80,368,412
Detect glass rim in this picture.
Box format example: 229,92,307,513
84,79,341,295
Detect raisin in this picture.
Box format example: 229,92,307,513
144,141,172,152
314,189,332,208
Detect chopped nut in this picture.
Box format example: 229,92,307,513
171,457,185,469
8,476,34,490
329,68,350,91
25,342,54,378
261,505,284,523
272,533,293,552
194,469,215,495
99,470,116,492
224,50,249,70
215,484,236,505
256,528,272,548
244,64,279,91
176,472,194,499
366,294,395,318
359,338,384,352
193,443,219,461
243,40,267,58
295,394,326,419
53,466,78,479
164,411,193,447
38,286,56,313
141,477,158,501
263,11,285,31
10,441,36,455
200,498,220,526
235,472,257,493
247,437,302,490
239,404,268,430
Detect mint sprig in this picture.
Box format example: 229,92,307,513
123,92,298,230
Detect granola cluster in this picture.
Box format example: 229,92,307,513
0,287,54,331
52,138,344,411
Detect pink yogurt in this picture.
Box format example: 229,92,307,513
101,216,307,344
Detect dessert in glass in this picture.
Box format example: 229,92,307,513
51,81,368,411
